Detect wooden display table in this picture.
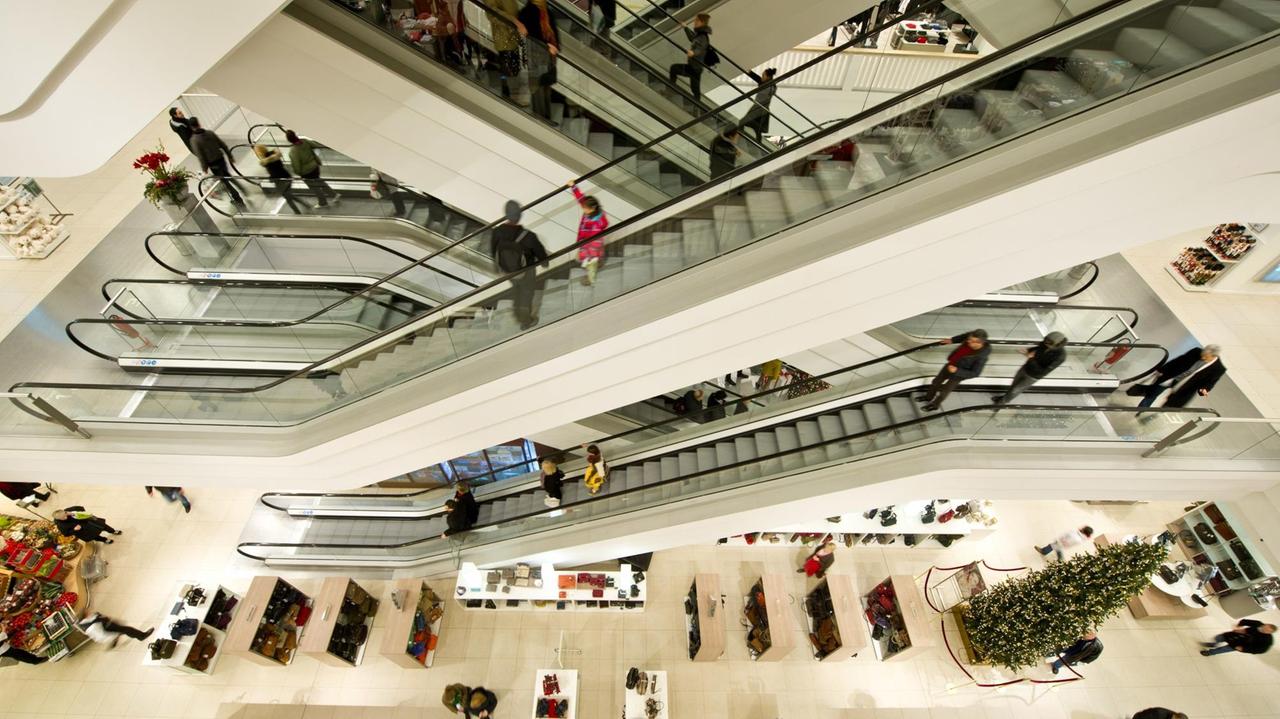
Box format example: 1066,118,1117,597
224,576,313,667
380,578,446,669
297,577,379,667
806,574,867,661
864,575,935,662
744,574,797,661
686,574,724,661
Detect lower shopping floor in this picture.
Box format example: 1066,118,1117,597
1,483,1278,719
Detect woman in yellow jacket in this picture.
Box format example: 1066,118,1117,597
582,443,608,494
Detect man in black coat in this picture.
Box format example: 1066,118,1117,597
1137,344,1225,409
995,331,1067,404
440,499,474,538
1050,631,1103,674
920,329,990,411
1200,618,1275,656
168,108,193,150
490,200,549,330
188,117,246,207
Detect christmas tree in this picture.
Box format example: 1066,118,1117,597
963,539,1168,671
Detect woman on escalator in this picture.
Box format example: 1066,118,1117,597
518,0,562,120
740,67,778,143
253,144,304,214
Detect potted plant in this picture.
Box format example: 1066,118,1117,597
132,145,193,208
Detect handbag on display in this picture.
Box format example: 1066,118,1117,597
879,510,898,527
921,502,936,524
1194,522,1218,545
149,638,177,660
1216,560,1242,581
1214,522,1238,541
1178,529,1198,549
1204,504,1226,524
170,618,199,639
863,508,879,519
1240,558,1263,580
938,509,955,523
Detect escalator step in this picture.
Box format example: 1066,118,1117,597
774,425,803,471
886,395,928,444
745,190,788,237
712,205,752,252
796,420,829,464
714,442,738,483
643,461,662,485
695,446,718,478
734,436,761,480
677,451,699,478
660,456,679,482
753,430,782,475
588,132,615,160
778,176,827,223
1172,6,1257,54
861,402,895,450
681,219,716,261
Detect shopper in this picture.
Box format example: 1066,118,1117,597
0,481,51,508
569,183,608,286
491,200,550,329
187,117,246,207
440,500,474,538
591,0,617,40
485,0,524,99
757,359,784,391
1200,618,1275,656
168,108,194,151
517,0,562,120
673,388,704,416
994,332,1067,405
370,170,407,217
0,629,46,665
1134,344,1225,410
740,68,778,143
466,686,499,718
668,13,713,99
78,612,154,648
798,541,836,578
709,126,742,179
540,458,565,507
1050,631,1103,674
442,683,472,714
1132,709,1188,719
918,330,990,412
253,144,304,215
705,389,728,421
53,506,122,544
1034,524,1094,562
145,486,192,513
582,443,608,495
285,130,341,209
454,482,480,526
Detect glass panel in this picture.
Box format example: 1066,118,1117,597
893,304,1139,344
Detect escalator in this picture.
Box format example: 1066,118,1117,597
235,339,1198,567
9,0,1277,433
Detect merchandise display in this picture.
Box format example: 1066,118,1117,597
862,576,933,662
684,574,725,662
0,182,69,259
532,668,577,719
142,581,241,675
890,20,951,52
1204,223,1257,261
224,576,312,667
622,668,668,719
742,575,796,661
298,577,379,666
455,562,645,612
0,514,92,659
804,575,867,662
1167,223,1261,290
380,579,447,669
1166,502,1276,595
722,499,993,549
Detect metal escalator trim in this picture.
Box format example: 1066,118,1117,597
117,357,308,373
233,400,1219,562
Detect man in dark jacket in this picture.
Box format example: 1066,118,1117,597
668,13,712,98
490,200,549,329
1137,344,1225,410
920,329,990,411
995,331,1067,404
440,499,474,538
709,127,741,179
1133,709,1187,719
187,117,246,206
1051,631,1103,674
453,482,480,526
168,108,194,150
1200,618,1275,656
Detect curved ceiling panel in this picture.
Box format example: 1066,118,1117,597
0,0,110,115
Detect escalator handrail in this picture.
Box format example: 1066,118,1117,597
236,399,1220,556
143,228,479,291
1060,262,1101,300
940,300,1140,342
255,338,1167,509
10,0,1177,410
99,277,406,306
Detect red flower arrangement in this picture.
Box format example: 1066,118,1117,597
133,143,192,206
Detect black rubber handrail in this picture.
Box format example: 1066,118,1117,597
984,262,1101,302
933,301,1140,343
100,277,404,307
237,398,1220,557
9,0,1192,416
256,338,1167,510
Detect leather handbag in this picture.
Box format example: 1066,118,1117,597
921,502,936,524
938,509,955,523
1178,529,1197,549
626,667,640,690
1204,504,1226,523
149,638,177,660
1194,522,1218,545
170,618,199,639
1216,560,1242,581
1240,558,1263,580
1214,522,1238,541
879,510,898,527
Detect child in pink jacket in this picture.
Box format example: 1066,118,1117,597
571,183,608,285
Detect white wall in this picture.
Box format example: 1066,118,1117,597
707,0,876,70
0,0,288,176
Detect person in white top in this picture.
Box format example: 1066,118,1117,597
1035,525,1095,561
77,613,154,648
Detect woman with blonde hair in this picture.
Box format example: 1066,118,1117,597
541,458,565,507
253,143,304,214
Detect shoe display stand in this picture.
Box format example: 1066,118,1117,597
862,575,933,662
532,668,578,719
455,562,646,612
141,580,242,675
380,578,446,668
622,669,668,719
1165,502,1276,595
743,574,797,662
805,574,868,662
719,500,993,549
1166,223,1259,291
297,577,379,667
224,576,313,667
685,574,725,661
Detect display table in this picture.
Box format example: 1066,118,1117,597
806,574,867,662
863,575,934,662
532,668,577,719
743,574,797,661
140,581,241,675
380,578,446,668
456,562,645,612
1097,535,1206,619
0,516,95,660
297,577,379,667
686,574,724,661
223,576,313,667
623,669,668,719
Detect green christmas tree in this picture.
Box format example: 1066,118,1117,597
963,540,1168,671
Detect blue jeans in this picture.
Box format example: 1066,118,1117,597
1203,634,1237,655
1137,383,1168,408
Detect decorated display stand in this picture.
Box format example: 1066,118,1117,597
1,514,92,660
685,574,724,661
622,669,668,719
743,574,797,662
141,581,242,675
1165,501,1275,596
297,577,379,667
380,578,446,669
223,576,313,667
532,668,578,719
1166,223,1259,290
0,180,70,260
862,575,934,662
805,574,868,662
720,499,996,549
455,562,645,612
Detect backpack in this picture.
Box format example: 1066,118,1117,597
494,230,528,273
704,45,720,67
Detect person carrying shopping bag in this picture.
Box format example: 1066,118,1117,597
569,182,608,285
582,443,608,494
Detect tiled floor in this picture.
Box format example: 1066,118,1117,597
2,485,1278,718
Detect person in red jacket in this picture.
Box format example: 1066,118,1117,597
569,183,608,285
